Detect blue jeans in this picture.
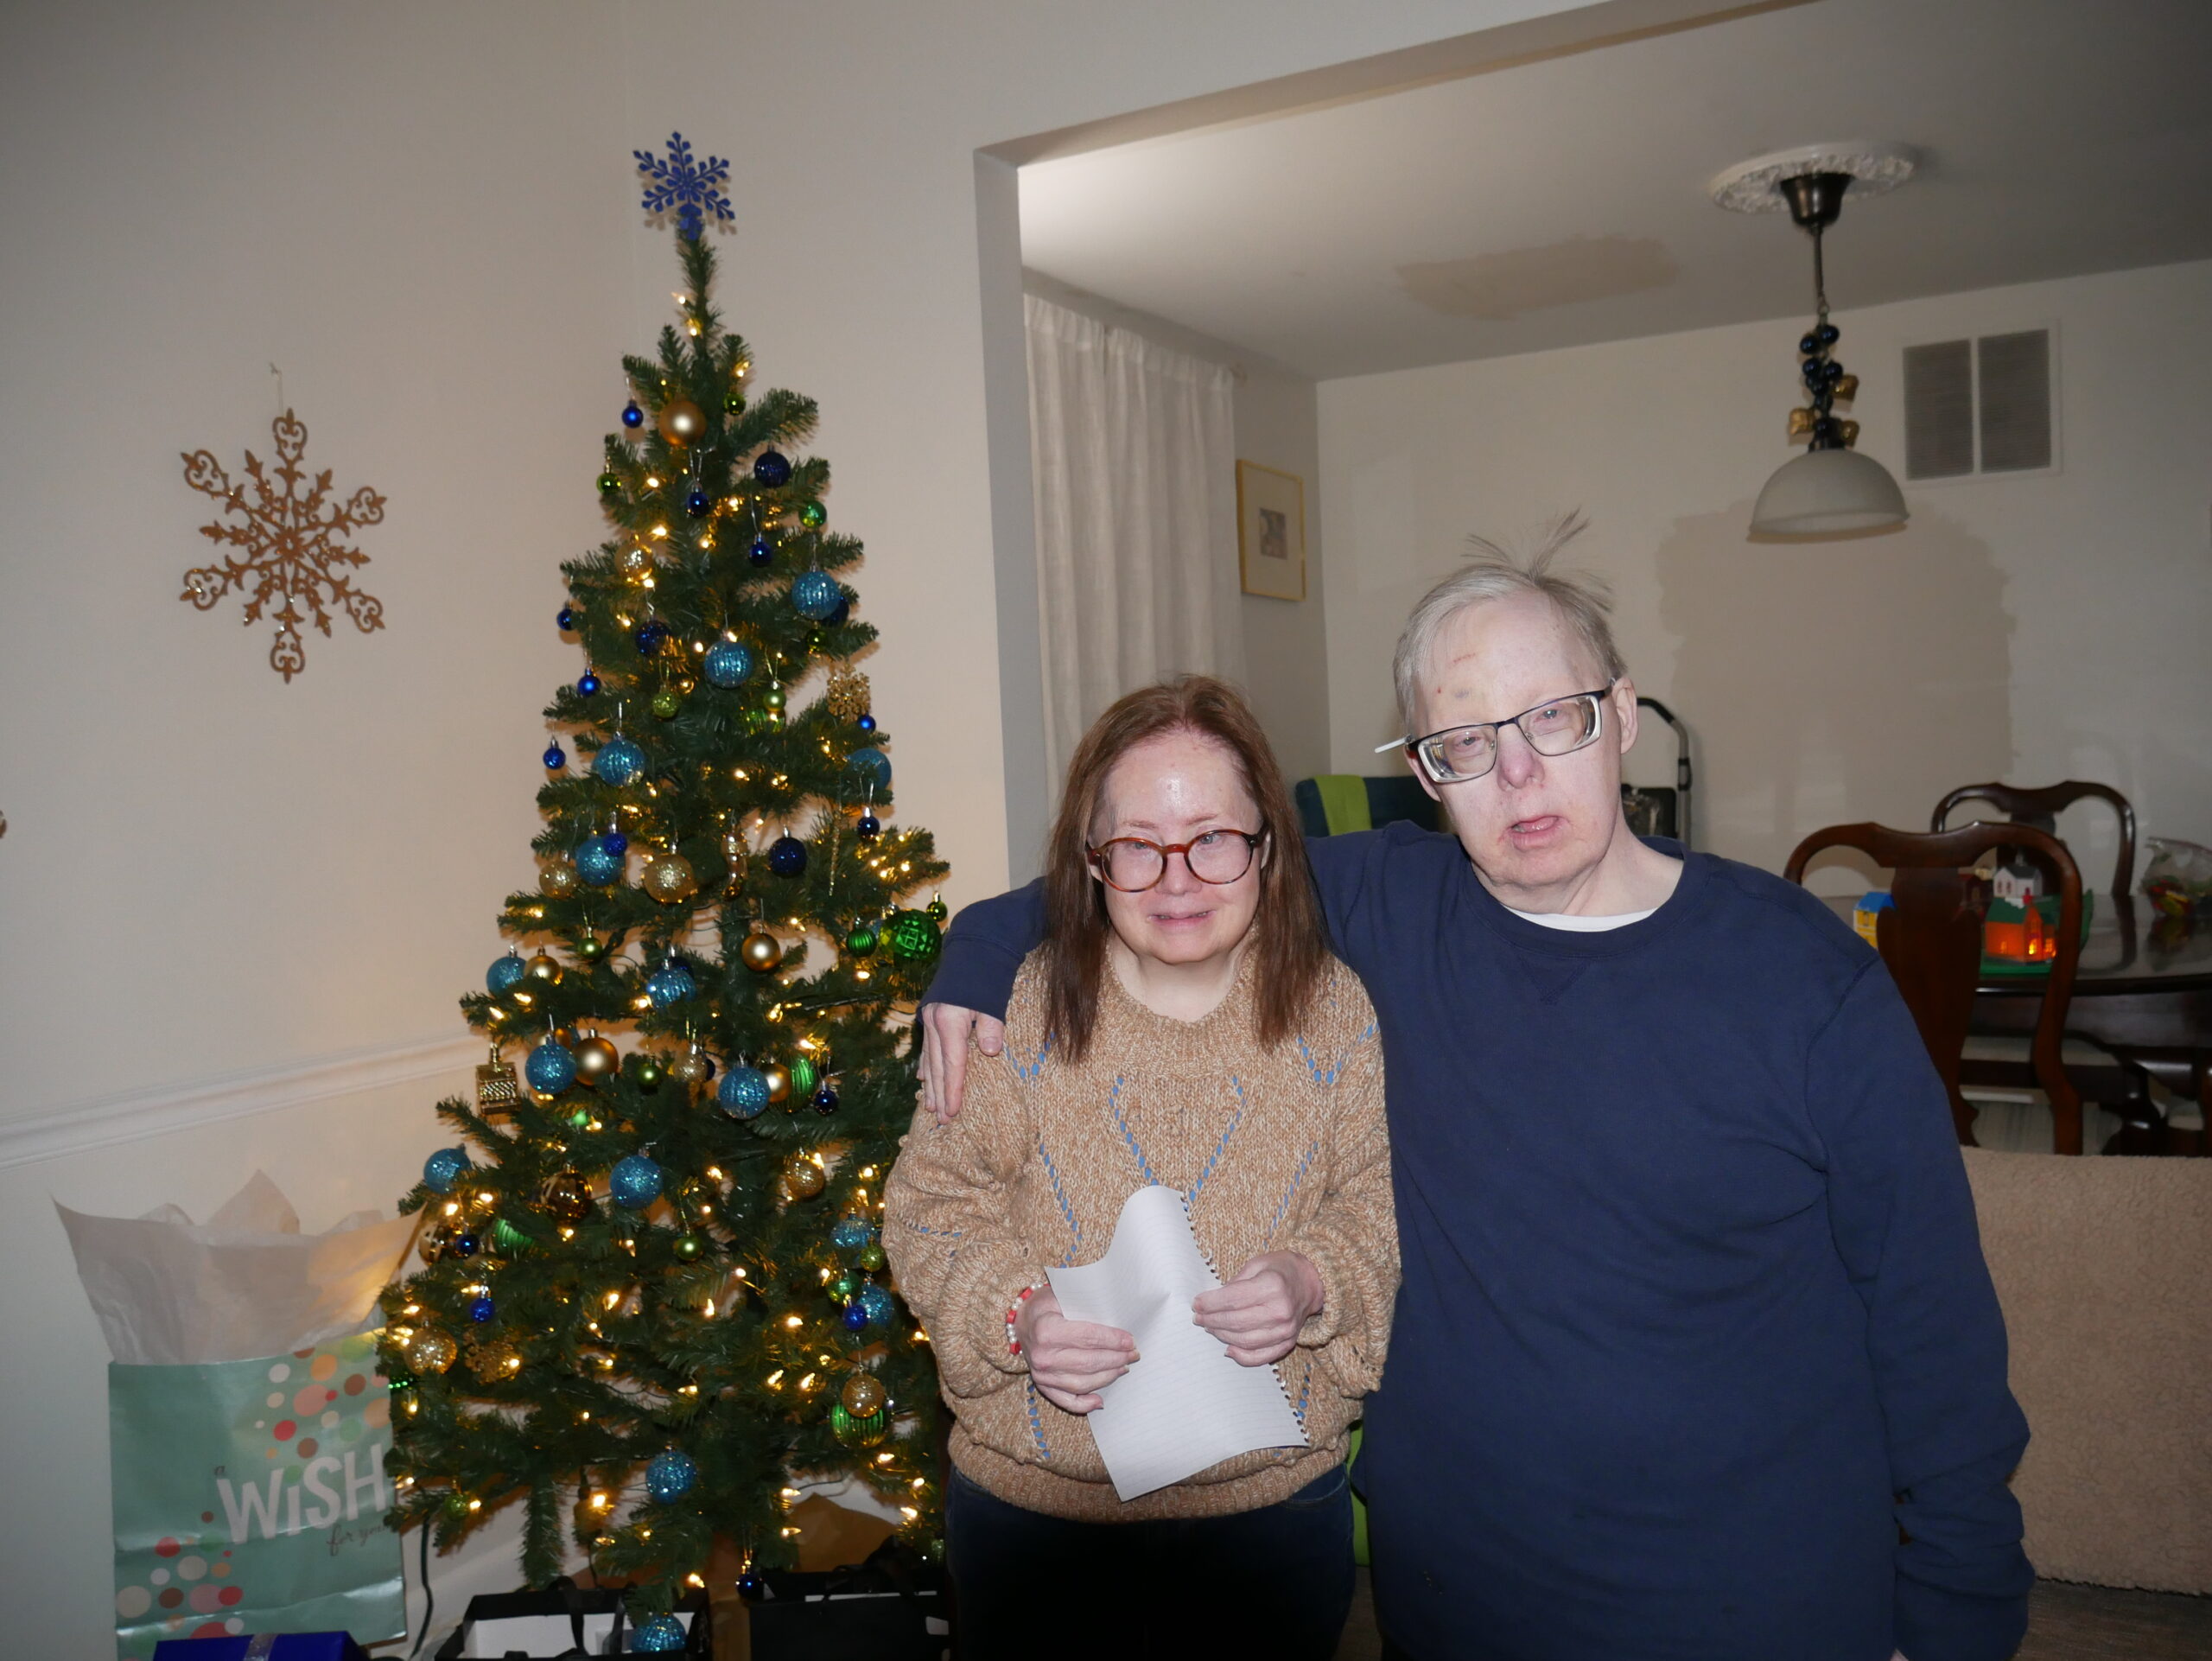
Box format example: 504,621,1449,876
945,1462,1354,1661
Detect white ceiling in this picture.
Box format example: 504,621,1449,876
1018,0,2212,380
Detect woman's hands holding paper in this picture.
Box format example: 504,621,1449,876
1016,1283,1136,1414
1193,1251,1325,1366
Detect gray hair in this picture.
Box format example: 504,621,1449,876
1390,511,1626,738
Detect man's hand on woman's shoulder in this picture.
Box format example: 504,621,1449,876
918,1002,1003,1123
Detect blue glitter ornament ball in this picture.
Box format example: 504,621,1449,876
718,1066,771,1119
831,1213,876,1250
622,400,645,430
635,619,671,654
525,1039,577,1093
557,605,576,631
846,747,892,790
753,449,791,487
841,1301,869,1332
593,735,645,786
575,836,626,888
543,741,566,770
767,835,808,877
791,570,841,620
748,537,774,567
423,1147,472,1194
644,1448,697,1504
645,963,696,1009
632,1616,687,1653
576,671,601,697
702,640,753,688
467,1296,495,1324
486,952,527,995
855,814,880,841
608,1153,664,1211
858,1283,896,1326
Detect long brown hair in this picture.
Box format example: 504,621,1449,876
1041,676,1329,1062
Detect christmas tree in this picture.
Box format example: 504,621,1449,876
380,136,949,1644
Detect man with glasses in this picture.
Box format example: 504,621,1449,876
917,519,2030,1661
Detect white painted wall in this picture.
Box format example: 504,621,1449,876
0,2,1584,1651
1319,259,2212,883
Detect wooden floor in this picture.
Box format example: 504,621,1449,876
1333,1571,2212,1659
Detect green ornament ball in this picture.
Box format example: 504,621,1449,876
575,937,606,963
800,502,827,530
830,1402,887,1447
724,390,747,415
830,1271,860,1302
489,1218,533,1256
790,1056,819,1097
761,684,786,712
671,1232,704,1263
925,895,950,924
597,472,620,497
884,910,943,964
634,1060,664,1093
651,688,681,720
845,923,879,957
857,1243,887,1273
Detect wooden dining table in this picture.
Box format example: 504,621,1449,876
1825,894,2212,1151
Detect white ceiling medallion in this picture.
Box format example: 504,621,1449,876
1708,142,1920,215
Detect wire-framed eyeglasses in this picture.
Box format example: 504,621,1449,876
1379,686,1613,785
1087,830,1265,892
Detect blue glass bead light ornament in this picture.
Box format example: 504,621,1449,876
831,1213,875,1250
856,713,876,734
855,813,880,841
577,671,601,697
644,1448,698,1504
702,640,753,689
423,1148,472,1194
467,1296,495,1324
622,400,645,430
811,1084,839,1116
486,951,527,995
645,961,696,1009
847,747,892,790
557,605,576,631
632,1616,687,1653
593,735,645,786
543,740,566,770
841,1301,868,1333
575,837,625,890
858,1282,896,1327
685,488,709,518
767,835,808,877
791,570,840,620
748,537,774,567
718,1065,771,1119
753,449,791,487
525,1037,577,1093
609,1153,664,1211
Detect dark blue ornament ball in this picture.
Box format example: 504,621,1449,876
823,596,850,628
1799,334,1821,356
856,713,876,734
767,835,808,877
718,1066,772,1119
486,952,527,995
855,813,880,841
1816,322,1840,346
632,1616,688,1653
556,605,575,631
686,489,709,518
621,401,645,430
842,1301,869,1333
753,449,792,487
601,829,628,856
645,1448,698,1505
467,1296,495,1324
748,537,774,567
736,1572,765,1603
635,619,671,654
609,1153,664,1211
577,671,601,697
543,741,566,770
423,1147,472,1194
449,1231,480,1260
811,1085,839,1116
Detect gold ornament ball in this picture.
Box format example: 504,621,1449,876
405,1328,458,1376
543,1170,593,1224
539,862,579,899
419,1222,454,1266
741,929,784,972
656,398,707,445
784,1156,825,1200
618,544,652,577
670,1048,714,1088
762,1062,791,1105
573,1032,620,1086
644,853,698,905
525,951,563,985
840,1373,888,1419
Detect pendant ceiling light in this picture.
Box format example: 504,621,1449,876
1712,143,1917,538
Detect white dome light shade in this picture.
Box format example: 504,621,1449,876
1749,447,1908,537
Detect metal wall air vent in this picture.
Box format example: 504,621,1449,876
1904,328,2055,480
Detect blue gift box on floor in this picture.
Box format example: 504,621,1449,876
153,1635,369,1661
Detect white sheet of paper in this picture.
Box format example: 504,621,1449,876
1046,1184,1307,1501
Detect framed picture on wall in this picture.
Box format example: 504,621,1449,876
1236,460,1306,601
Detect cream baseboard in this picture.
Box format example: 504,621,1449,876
0,1033,481,1171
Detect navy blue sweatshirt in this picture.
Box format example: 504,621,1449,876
924,825,2031,1661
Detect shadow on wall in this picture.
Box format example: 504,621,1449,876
1656,503,2014,878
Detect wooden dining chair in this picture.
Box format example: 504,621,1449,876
1931,780,2136,901
1783,822,2087,1152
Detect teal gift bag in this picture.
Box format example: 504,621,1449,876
109,1331,404,1659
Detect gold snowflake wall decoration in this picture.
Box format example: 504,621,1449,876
181,409,386,680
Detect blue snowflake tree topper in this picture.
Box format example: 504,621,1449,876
635,132,733,242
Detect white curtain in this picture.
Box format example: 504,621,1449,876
1025,293,1244,790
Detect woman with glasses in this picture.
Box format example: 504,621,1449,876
883,675,1395,1661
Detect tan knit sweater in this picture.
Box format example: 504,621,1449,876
883,949,1395,1522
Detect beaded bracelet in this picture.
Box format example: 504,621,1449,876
1004,1283,1038,1356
